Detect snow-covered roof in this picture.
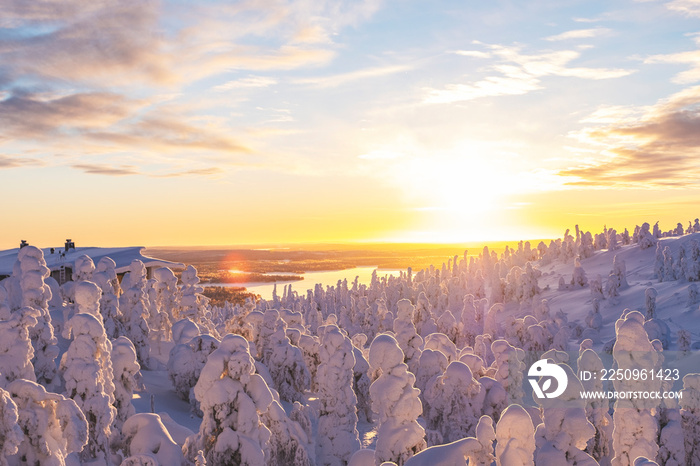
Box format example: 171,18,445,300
0,246,185,277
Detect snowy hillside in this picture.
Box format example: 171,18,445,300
1,221,700,465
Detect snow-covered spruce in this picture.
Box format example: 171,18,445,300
111,336,142,432
392,299,423,376
495,404,535,466
183,333,273,465
577,343,612,461
93,256,123,339
489,339,525,405
533,363,597,465
8,378,88,466
403,415,495,466
179,265,219,337
423,360,484,445
680,373,700,465
11,245,59,388
369,333,426,466
120,260,152,368
0,305,39,386
61,294,117,464
265,314,310,404
121,413,187,465
611,310,661,466
262,399,314,466
316,324,360,465
167,327,220,412
0,386,23,466
147,267,179,344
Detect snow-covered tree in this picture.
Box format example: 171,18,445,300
316,324,360,465
414,348,448,396
263,399,314,466
265,317,310,404
645,287,658,320
93,257,123,339
0,306,39,386
423,360,485,445
183,334,273,465
533,363,597,465
403,415,495,466
369,333,426,465
577,345,612,461
678,329,692,355
0,386,23,465
121,413,187,465
571,257,588,287
638,222,656,249
148,267,179,343
61,305,117,464
8,378,88,466
179,265,218,337
111,336,142,432
490,339,525,405
612,310,661,466
120,260,152,367
167,333,220,412
457,294,481,348
12,246,59,387
393,299,423,376
495,404,535,466
680,374,700,465
436,310,459,344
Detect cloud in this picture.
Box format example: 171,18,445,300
0,0,174,86
72,163,225,178
425,44,634,104
0,92,141,138
72,163,139,176
152,167,225,177
425,73,542,104
295,64,412,88
645,34,700,84
452,50,491,58
0,154,44,169
544,28,611,41
0,89,252,166
557,86,700,187
85,115,252,154
666,0,700,17
214,76,278,92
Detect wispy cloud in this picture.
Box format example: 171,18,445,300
645,33,700,84
425,44,634,104
666,0,700,17
295,64,412,88
544,28,611,41
0,90,251,155
72,163,225,177
452,50,491,58
0,92,141,138
72,163,140,176
0,154,44,169
152,167,224,178
214,76,278,92
557,86,700,187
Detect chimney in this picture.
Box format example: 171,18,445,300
20,240,28,249
65,239,75,252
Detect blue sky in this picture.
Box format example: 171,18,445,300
2,0,700,247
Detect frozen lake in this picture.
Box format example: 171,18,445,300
209,266,405,300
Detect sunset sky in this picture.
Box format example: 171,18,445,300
2,0,700,248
